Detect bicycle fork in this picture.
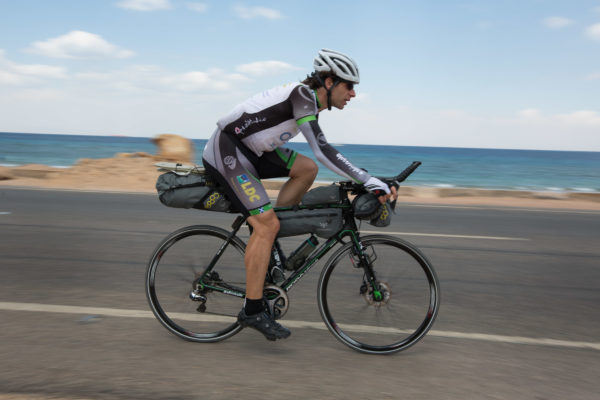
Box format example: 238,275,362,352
350,236,384,302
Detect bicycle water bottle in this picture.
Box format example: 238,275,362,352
285,235,319,271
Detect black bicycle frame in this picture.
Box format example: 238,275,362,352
196,204,379,297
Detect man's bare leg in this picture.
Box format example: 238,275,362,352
244,210,279,299
276,154,318,206
237,209,291,340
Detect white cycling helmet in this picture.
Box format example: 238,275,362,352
314,48,360,84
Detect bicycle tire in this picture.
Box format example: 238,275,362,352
317,235,440,354
146,225,247,342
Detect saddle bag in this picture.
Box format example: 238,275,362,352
156,172,233,212
276,208,343,239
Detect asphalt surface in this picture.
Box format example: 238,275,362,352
1,187,599,400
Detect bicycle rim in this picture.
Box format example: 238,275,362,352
146,225,246,342
318,235,440,354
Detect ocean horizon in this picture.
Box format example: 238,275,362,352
1,131,599,193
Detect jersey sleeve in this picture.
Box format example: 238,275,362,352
297,118,371,184
289,84,319,121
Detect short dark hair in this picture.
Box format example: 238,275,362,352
301,71,337,89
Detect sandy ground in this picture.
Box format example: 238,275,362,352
1,152,599,211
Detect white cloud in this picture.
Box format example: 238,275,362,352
319,105,600,150
233,5,283,19
439,109,473,119
585,23,600,41
159,68,250,92
116,0,171,11
555,110,600,126
25,31,135,59
517,108,600,127
12,64,67,79
476,21,494,30
518,108,542,119
0,50,68,85
236,61,300,76
74,72,113,81
73,64,251,94
586,71,600,80
0,70,24,85
187,2,208,12
543,16,574,29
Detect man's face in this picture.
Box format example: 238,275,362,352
328,80,356,110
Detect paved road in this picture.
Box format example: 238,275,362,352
1,188,599,400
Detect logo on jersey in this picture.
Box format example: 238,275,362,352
234,117,267,135
335,153,364,175
223,156,237,170
237,174,249,184
317,132,328,146
236,174,260,203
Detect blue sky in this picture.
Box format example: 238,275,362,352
1,0,599,150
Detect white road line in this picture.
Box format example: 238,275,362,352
0,212,11,215
1,301,598,351
241,226,528,241
360,230,529,241
405,204,600,215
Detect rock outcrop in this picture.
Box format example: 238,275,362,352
151,134,195,163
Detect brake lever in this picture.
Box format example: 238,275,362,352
390,199,398,213
389,180,399,214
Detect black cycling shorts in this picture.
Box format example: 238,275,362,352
202,129,298,216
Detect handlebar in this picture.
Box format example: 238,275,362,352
339,161,422,211
340,161,421,193
393,161,422,185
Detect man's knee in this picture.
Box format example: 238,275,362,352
305,158,318,179
247,210,280,238
291,155,318,180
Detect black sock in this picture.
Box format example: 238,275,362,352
244,298,264,315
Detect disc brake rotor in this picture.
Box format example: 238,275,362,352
362,281,391,307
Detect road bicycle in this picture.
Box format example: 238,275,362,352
145,162,440,354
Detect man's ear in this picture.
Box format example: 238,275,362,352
325,77,334,90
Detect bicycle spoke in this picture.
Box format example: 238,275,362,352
146,226,247,342
318,235,440,354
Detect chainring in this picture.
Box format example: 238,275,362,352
263,285,289,320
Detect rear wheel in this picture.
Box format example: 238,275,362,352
317,235,440,354
146,225,246,342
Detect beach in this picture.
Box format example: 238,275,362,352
1,152,599,211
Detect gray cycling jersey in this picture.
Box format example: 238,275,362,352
216,82,371,184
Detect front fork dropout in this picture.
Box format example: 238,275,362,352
349,233,384,302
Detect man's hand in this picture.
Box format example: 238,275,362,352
365,176,397,204
381,185,398,204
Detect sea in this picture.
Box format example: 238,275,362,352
1,132,599,193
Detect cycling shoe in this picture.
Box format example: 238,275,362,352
237,309,291,341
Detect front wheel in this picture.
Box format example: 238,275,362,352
317,235,440,354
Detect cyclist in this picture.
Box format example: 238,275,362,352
202,48,397,341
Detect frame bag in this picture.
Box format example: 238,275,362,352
301,184,341,206
276,208,343,239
